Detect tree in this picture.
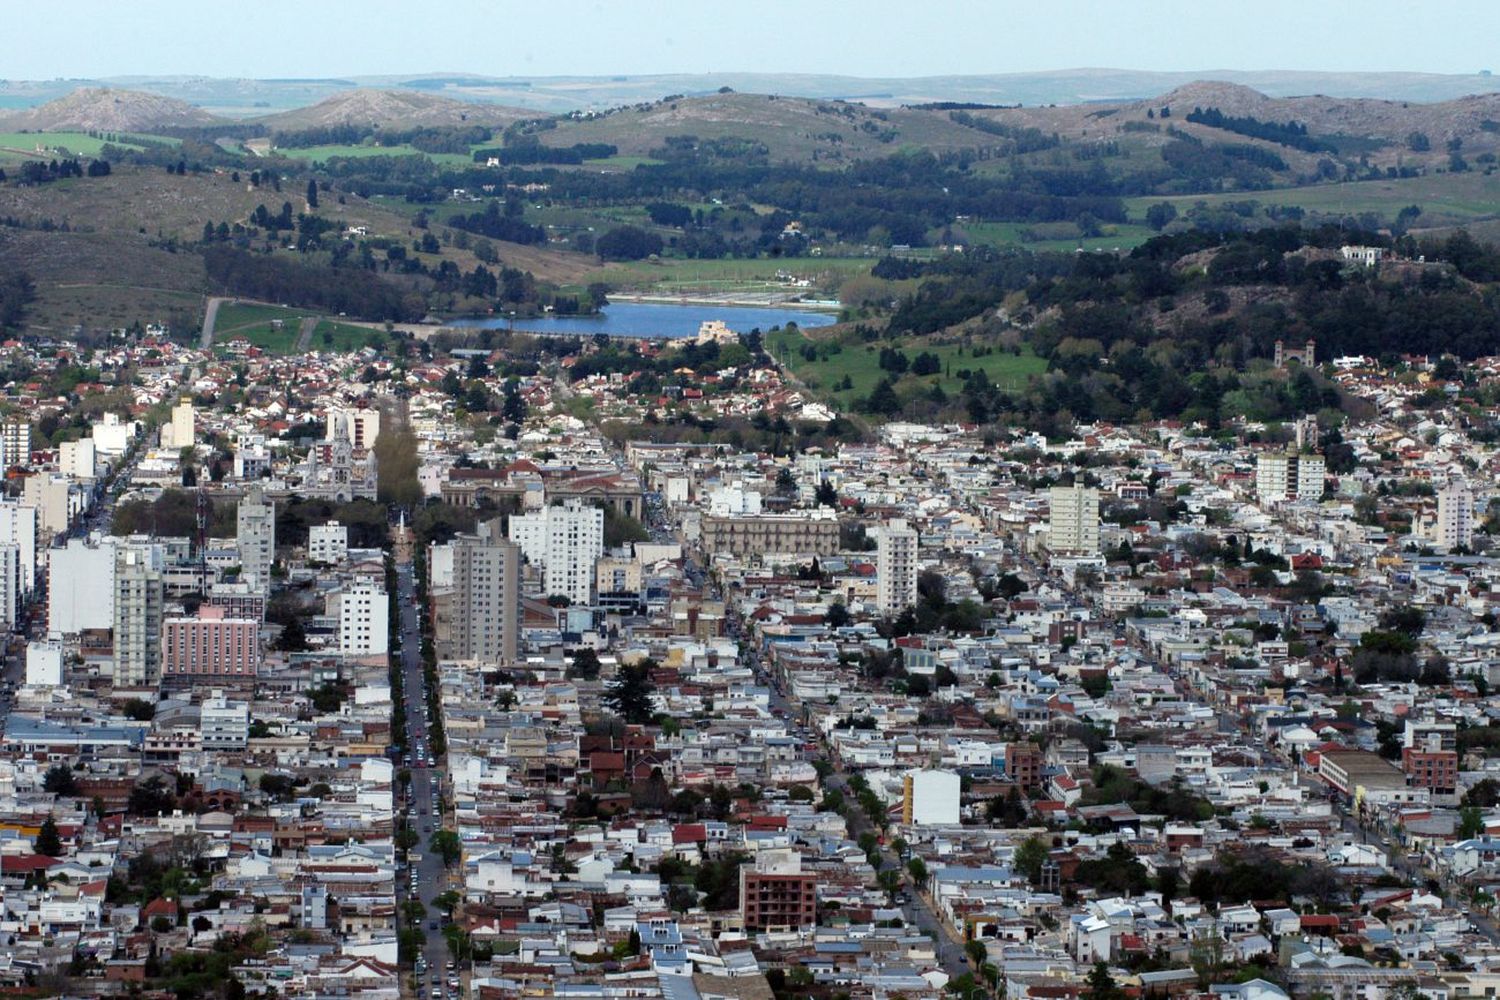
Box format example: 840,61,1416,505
34,817,61,856
825,602,851,628
815,480,838,507
1014,836,1048,885
567,648,602,681
603,661,657,724
1086,960,1126,1000
121,698,155,721
907,857,929,884
430,829,462,865
43,765,79,797
596,225,663,261
1460,805,1485,840
865,377,901,415
306,178,319,209
1145,202,1179,231
373,414,421,507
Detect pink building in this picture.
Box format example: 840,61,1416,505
162,606,260,678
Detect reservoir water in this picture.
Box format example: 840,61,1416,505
447,301,839,339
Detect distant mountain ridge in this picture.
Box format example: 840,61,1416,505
3,69,1500,118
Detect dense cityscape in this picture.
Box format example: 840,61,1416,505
10,6,1500,999
0,305,1485,1000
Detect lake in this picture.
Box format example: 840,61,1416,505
447,301,838,339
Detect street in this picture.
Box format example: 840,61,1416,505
394,555,458,994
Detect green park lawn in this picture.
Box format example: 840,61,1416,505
765,326,1047,410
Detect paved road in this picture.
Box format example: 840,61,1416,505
294,316,318,352
200,297,225,348
394,555,456,994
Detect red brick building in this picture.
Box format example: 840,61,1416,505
739,851,817,931
1402,747,1458,797
1006,741,1044,790
162,606,260,679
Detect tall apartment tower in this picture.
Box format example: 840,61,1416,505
338,576,390,657
508,499,604,606
875,518,919,616
0,545,22,630
160,398,195,450
1047,485,1101,555
236,486,276,594
114,544,165,687
0,500,37,595
1256,451,1325,504
0,420,31,471
48,535,117,633
452,518,521,665
1437,479,1474,551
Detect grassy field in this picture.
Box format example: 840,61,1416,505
310,320,388,352
0,131,165,162
765,326,1047,409
213,303,319,353
580,155,665,170
1124,172,1500,229
274,143,476,167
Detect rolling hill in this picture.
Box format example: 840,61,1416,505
532,91,1005,163
254,90,538,131
958,80,1500,173
0,87,220,132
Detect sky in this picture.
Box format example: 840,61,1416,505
9,0,1500,80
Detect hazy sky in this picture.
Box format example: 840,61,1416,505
10,0,1499,80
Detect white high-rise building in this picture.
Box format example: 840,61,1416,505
0,420,30,471
236,486,276,593
875,518,919,616
1047,485,1101,555
113,543,165,687
452,519,520,665
160,398,195,450
0,501,36,595
1437,479,1475,551
309,522,349,565
23,473,73,541
0,545,21,629
48,536,117,634
338,576,389,657
90,413,138,457
58,437,96,479
508,499,604,605
1256,452,1325,504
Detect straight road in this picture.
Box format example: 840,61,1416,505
394,554,456,994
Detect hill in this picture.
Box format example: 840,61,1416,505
536,91,1000,163
255,90,537,131
0,87,219,132
958,81,1500,174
